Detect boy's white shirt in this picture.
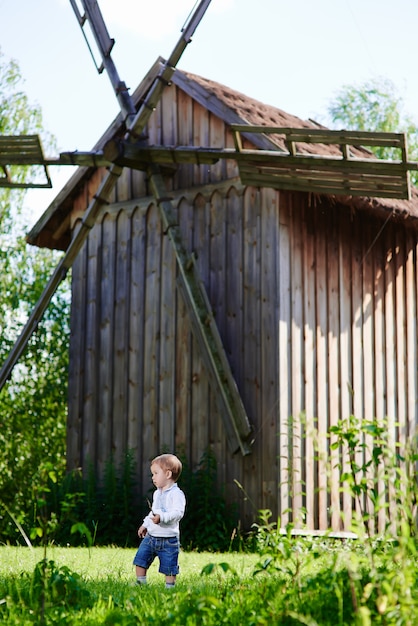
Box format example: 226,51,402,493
143,483,186,538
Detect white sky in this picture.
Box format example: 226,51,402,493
0,0,417,221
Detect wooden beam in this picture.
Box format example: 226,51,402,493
102,140,415,199
103,141,418,169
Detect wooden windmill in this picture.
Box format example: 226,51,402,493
1,0,418,459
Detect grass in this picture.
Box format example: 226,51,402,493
0,534,417,624
0,545,259,584
0,546,263,625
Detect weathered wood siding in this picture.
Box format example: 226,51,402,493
67,83,418,532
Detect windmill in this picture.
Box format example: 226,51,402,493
1,0,418,455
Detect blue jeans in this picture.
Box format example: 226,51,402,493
133,535,180,576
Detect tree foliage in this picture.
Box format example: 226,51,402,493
0,49,70,543
327,77,418,179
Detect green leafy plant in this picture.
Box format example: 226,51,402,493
329,415,417,537
28,461,62,577
2,558,91,625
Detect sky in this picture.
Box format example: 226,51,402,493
1,0,417,221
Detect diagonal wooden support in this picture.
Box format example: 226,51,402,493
147,165,253,455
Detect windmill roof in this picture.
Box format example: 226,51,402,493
27,58,418,250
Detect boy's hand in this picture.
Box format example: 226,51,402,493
151,514,160,524
138,525,147,538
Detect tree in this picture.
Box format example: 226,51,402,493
0,49,70,543
326,77,418,180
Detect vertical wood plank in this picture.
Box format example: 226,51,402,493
362,224,375,427
82,219,100,469
177,195,209,464
209,113,224,182
224,188,243,385
301,201,317,529
190,300,210,457
384,227,397,530
259,187,280,517
173,194,192,459
362,220,375,532
116,168,131,204
405,232,417,437
290,195,304,525
241,186,261,526
338,207,354,531
373,229,387,533
384,228,397,426
192,100,210,185
131,169,147,199
161,83,177,145
223,187,244,509
158,207,176,453
127,206,146,496
174,291,192,459
67,220,87,470
327,211,341,530
351,217,365,524
149,99,162,145
315,207,329,530
225,123,239,180
176,87,194,189
208,189,227,464
414,235,418,432
393,228,408,534
278,191,291,525
97,213,115,476
192,193,212,457
394,229,406,446
142,203,161,491
112,210,131,464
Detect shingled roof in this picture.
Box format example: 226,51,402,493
27,58,418,251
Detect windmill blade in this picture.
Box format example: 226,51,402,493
69,0,136,122
70,0,213,126
0,135,52,188
0,0,213,391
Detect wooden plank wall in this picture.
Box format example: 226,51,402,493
67,83,418,533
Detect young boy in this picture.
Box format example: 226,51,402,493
133,453,186,588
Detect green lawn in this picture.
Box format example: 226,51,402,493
0,542,416,625
0,546,264,625
0,545,259,584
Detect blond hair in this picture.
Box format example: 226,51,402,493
151,453,182,482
